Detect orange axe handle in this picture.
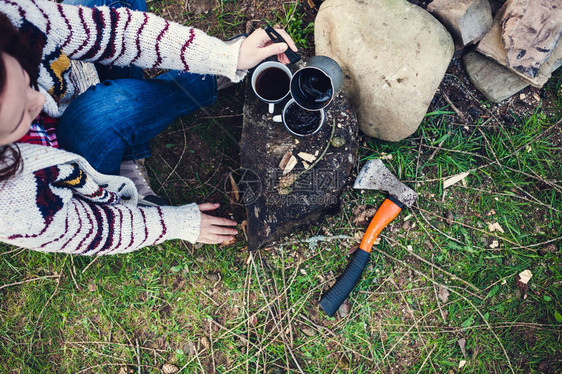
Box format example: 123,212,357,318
360,197,403,253
319,196,404,317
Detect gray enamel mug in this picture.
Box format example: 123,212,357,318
290,55,344,111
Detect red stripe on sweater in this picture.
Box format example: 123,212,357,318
112,7,132,65
5,0,26,19
154,206,167,243
139,208,149,244
82,7,106,60
180,28,196,71
131,13,148,65
77,200,95,254
98,7,119,63
152,19,169,69
30,0,50,34
126,207,135,249
69,7,91,58
41,201,73,249
57,4,73,51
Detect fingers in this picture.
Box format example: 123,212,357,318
198,202,220,212
271,28,298,52
237,27,298,70
196,210,238,245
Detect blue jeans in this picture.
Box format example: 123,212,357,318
57,0,217,175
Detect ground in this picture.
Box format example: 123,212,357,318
0,0,561,373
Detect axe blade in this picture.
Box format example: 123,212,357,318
353,159,417,207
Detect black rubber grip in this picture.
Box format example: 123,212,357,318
319,249,371,317
264,25,301,64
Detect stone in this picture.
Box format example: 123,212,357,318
427,0,492,46
240,64,358,250
477,3,562,87
463,51,530,103
314,0,454,141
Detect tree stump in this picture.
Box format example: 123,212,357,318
240,72,358,250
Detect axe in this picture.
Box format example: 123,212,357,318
320,159,417,317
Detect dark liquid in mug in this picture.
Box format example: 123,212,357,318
255,67,290,101
284,102,322,135
296,69,333,105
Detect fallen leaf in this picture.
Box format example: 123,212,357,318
162,363,179,374
488,222,505,233
337,299,350,318
88,283,97,292
458,338,467,359
438,286,450,303
227,173,240,203
219,237,237,248
490,240,499,249
118,367,134,374
302,161,310,169
278,173,297,189
445,211,454,225
443,172,469,189
200,336,211,350
459,360,467,369
353,206,378,226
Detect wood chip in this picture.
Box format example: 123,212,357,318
443,172,470,189
518,269,533,284
279,152,297,175
297,152,317,163
487,222,505,233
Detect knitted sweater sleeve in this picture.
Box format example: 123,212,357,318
0,145,202,256
4,0,245,82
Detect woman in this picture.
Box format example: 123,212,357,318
0,0,297,255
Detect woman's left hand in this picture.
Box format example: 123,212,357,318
237,28,298,70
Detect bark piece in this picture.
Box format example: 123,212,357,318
500,0,562,78
428,0,493,46
477,2,562,87
241,69,358,250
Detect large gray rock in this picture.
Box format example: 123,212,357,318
315,0,454,141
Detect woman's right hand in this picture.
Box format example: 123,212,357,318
196,203,238,244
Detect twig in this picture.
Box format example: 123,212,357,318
441,91,467,122
81,256,100,274
136,339,141,374
416,344,436,374
0,275,59,291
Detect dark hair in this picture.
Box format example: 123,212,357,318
0,12,43,181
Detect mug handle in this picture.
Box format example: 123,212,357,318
272,114,282,123
268,103,275,114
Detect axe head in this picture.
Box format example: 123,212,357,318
353,159,417,207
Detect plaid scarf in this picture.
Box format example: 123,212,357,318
18,113,59,148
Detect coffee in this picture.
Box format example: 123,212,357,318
255,67,291,101
284,101,323,135
296,68,332,105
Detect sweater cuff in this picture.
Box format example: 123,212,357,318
205,36,248,82
164,203,201,243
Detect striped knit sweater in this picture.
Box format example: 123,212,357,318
0,0,247,254
0,144,201,255
1,0,246,118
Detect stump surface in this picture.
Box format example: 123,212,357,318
240,72,358,250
